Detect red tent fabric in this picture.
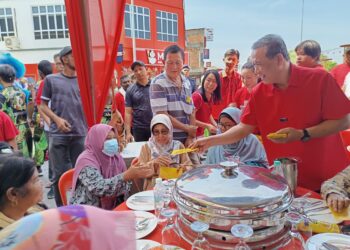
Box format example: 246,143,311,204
64,0,126,127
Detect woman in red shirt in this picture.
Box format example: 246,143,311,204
192,70,221,137
233,62,259,110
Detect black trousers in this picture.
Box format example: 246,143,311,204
132,127,151,142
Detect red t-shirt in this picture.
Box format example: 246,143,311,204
241,65,350,191
0,111,18,142
212,70,242,120
36,80,44,105
233,87,251,109
330,63,350,87
112,92,125,120
192,91,213,136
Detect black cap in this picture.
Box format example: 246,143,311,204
131,60,145,71
182,64,190,70
59,46,72,58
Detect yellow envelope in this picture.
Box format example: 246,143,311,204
171,148,198,156
159,166,183,179
308,221,341,234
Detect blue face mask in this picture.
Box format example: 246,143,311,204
102,139,119,157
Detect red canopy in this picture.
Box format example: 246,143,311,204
64,0,126,127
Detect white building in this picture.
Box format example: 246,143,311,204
0,0,69,68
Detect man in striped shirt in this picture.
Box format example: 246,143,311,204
150,45,197,145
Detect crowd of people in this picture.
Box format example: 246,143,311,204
0,33,350,238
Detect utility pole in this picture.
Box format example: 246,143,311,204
300,0,305,42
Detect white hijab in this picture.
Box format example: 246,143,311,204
147,114,182,163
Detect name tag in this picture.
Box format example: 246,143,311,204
186,96,191,104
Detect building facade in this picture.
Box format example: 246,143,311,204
0,0,186,80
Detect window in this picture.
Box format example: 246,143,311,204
156,10,178,42
0,8,15,40
124,4,150,40
32,5,69,40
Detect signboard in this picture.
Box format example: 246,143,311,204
205,61,212,68
135,49,189,66
205,28,214,41
203,49,210,59
116,44,123,63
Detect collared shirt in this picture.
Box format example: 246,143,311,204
241,64,350,191
330,63,350,87
150,73,194,143
212,70,242,120
125,81,152,129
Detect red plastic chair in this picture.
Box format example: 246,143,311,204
340,129,350,158
58,168,74,206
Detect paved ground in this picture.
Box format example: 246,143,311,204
40,161,57,208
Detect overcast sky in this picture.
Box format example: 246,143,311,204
184,0,350,68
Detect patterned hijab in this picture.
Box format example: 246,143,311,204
0,205,136,250
206,107,267,165
72,124,127,209
147,114,181,163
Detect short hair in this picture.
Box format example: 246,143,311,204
200,69,221,104
120,74,130,82
163,45,185,61
224,49,240,59
0,64,16,83
53,53,60,60
38,60,53,77
295,40,321,60
0,154,36,205
252,34,290,61
241,61,255,71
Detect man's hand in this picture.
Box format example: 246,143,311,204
206,124,217,134
126,133,134,143
186,124,197,138
268,127,303,144
55,117,72,133
189,137,212,153
327,193,350,212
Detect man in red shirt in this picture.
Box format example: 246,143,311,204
330,49,350,87
112,74,131,120
212,49,242,120
0,110,18,149
192,34,350,191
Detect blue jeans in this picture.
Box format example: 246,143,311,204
49,135,85,206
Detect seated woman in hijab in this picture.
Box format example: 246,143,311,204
0,205,136,250
138,114,193,190
70,124,153,210
206,107,268,167
0,153,46,231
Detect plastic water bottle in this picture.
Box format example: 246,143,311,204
271,160,283,176
154,178,164,220
204,128,210,137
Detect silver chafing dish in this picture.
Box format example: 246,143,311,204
173,163,294,249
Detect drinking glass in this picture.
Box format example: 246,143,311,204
161,208,181,247
191,221,211,250
285,212,306,249
231,224,253,250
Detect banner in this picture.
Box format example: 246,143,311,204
65,0,126,127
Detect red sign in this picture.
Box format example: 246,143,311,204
136,48,189,66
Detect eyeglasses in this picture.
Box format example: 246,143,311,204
218,123,234,130
153,130,169,136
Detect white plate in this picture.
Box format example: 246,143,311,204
136,239,161,250
127,190,155,211
135,211,158,239
300,198,349,224
163,246,185,250
306,233,350,250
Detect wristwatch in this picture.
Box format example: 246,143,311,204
300,129,311,142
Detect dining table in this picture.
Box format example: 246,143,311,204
114,186,321,250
